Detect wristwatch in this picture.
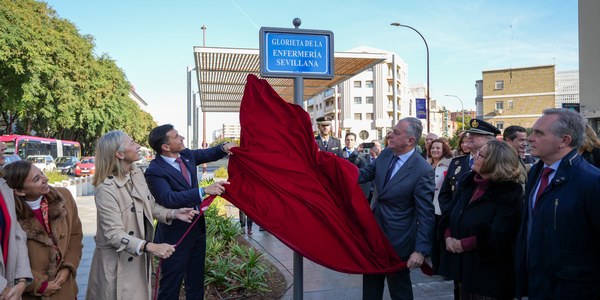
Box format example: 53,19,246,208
14,278,32,287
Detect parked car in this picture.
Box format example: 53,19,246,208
26,155,56,172
56,156,80,175
75,156,95,177
1,154,21,167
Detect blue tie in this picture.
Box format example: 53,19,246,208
469,157,474,168
384,156,400,186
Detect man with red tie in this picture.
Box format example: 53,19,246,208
145,124,235,299
515,108,600,299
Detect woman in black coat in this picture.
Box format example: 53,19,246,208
439,140,522,299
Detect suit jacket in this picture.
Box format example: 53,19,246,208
345,148,370,198
0,178,32,291
515,150,600,299
438,155,470,215
315,135,343,157
144,147,227,241
357,148,435,258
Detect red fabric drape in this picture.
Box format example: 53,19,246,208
221,74,407,274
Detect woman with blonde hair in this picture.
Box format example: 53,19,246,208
86,131,198,300
4,160,83,299
439,139,522,299
580,124,600,169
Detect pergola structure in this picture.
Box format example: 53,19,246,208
193,47,388,112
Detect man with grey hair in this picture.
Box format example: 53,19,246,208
515,108,600,299
356,117,435,300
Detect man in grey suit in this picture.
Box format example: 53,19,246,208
356,117,436,300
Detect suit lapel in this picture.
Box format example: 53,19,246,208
379,150,417,195
155,155,190,187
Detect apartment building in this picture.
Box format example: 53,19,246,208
479,65,556,130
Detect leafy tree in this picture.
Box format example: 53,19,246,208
0,0,156,155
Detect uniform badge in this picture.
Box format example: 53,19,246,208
454,160,459,165
471,119,479,128
455,166,462,174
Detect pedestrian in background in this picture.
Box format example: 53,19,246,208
439,139,522,299
86,130,198,300
4,160,83,299
580,124,600,169
427,138,453,273
455,131,470,157
0,142,32,299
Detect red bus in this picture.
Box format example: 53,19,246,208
0,135,81,159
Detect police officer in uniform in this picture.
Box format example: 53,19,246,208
437,118,500,298
315,116,343,157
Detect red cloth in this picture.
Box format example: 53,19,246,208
0,191,10,265
221,74,406,274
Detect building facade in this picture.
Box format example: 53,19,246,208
479,65,556,130
308,46,441,143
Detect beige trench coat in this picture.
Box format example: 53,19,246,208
0,178,33,291
86,167,171,300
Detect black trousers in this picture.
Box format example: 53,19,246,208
363,268,413,300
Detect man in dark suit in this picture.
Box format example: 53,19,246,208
356,117,435,300
145,124,235,299
315,116,343,157
515,108,600,299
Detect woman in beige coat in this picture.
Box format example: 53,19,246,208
4,160,83,299
86,131,198,300
0,142,33,300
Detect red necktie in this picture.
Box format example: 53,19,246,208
175,157,191,185
534,167,553,208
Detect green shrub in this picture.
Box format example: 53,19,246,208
213,166,228,178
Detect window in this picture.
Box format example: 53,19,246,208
354,113,362,120
366,113,373,120
495,101,504,110
366,96,374,104
496,121,504,130
366,81,373,88
354,81,362,88
508,100,514,109
354,97,362,104
495,80,504,90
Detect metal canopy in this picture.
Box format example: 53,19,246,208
193,47,387,112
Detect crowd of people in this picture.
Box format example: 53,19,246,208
0,107,598,300
316,108,600,300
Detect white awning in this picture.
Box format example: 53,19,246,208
193,47,387,112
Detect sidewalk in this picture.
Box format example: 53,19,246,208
75,195,453,299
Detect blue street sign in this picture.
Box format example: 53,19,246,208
416,98,427,119
260,27,334,79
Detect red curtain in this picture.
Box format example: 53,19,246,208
221,74,407,274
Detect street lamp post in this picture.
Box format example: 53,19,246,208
391,22,430,132
445,94,465,131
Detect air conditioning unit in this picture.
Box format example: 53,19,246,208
495,109,503,115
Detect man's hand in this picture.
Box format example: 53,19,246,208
407,251,425,268
222,142,237,154
204,181,230,196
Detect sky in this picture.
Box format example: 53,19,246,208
44,0,578,143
